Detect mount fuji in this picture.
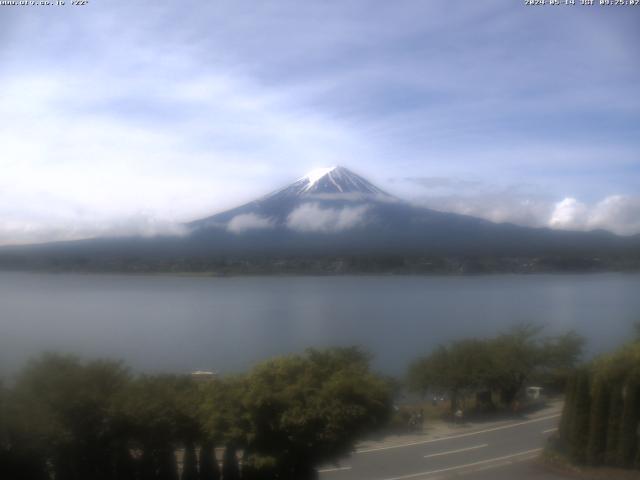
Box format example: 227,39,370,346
182,166,636,258
189,166,394,233
1,166,638,273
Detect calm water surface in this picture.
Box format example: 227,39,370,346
1,272,639,376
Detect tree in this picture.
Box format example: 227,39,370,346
198,441,220,480
408,325,583,412
116,375,200,480
557,339,640,471
485,325,545,406
408,340,491,414
617,371,640,468
200,377,247,440
0,379,50,480
605,385,624,465
9,353,131,480
558,372,577,444
569,369,590,464
542,331,585,369
222,445,240,480
181,442,198,480
586,376,609,466
239,347,391,480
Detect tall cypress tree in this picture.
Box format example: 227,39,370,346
222,445,240,480
586,377,609,466
559,372,577,449
182,443,198,480
569,369,590,464
617,375,640,468
112,445,136,480
198,442,220,480
157,448,179,480
605,385,624,466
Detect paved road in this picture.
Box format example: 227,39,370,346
319,413,564,480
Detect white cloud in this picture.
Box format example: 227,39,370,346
227,214,274,234
547,195,640,235
0,213,187,246
551,195,640,235
549,198,589,230
286,203,369,233
415,190,640,236
587,196,640,235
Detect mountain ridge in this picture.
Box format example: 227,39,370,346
0,166,639,274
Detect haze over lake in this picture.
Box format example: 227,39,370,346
1,272,638,376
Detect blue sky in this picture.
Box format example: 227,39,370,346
1,0,639,243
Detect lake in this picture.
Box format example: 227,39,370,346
1,272,638,377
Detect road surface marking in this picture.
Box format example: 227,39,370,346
423,443,487,459
318,466,352,473
356,413,560,454
381,448,543,480
542,427,557,434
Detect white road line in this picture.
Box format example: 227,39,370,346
381,448,543,480
423,443,487,459
318,466,352,473
542,427,557,434
356,413,560,454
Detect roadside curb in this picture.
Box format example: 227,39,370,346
356,401,563,453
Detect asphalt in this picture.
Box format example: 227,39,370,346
319,408,566,480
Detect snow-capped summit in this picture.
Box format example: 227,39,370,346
274,165,390,197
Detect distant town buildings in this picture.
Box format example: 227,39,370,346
191,370,217,381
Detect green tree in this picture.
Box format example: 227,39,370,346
9,353,131,480
605,385,624,465
408,340,491,414
542,331,585,369
239,347,391,480
116,375,200,480
558,372,577,445
198,441,220,480
0,379,49,480
569,369,591,464
485,325,544,406
538,330,585,393
409,326,584,412
182,442,198,480
222,445,240,480
617,372,640,468
200,376,247,442
586,376,609,466
557,338,640,471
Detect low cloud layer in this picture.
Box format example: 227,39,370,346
286,203,369,233
227,214,274,234
550,195,640,236
0,214,188,246
416,191,640,236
